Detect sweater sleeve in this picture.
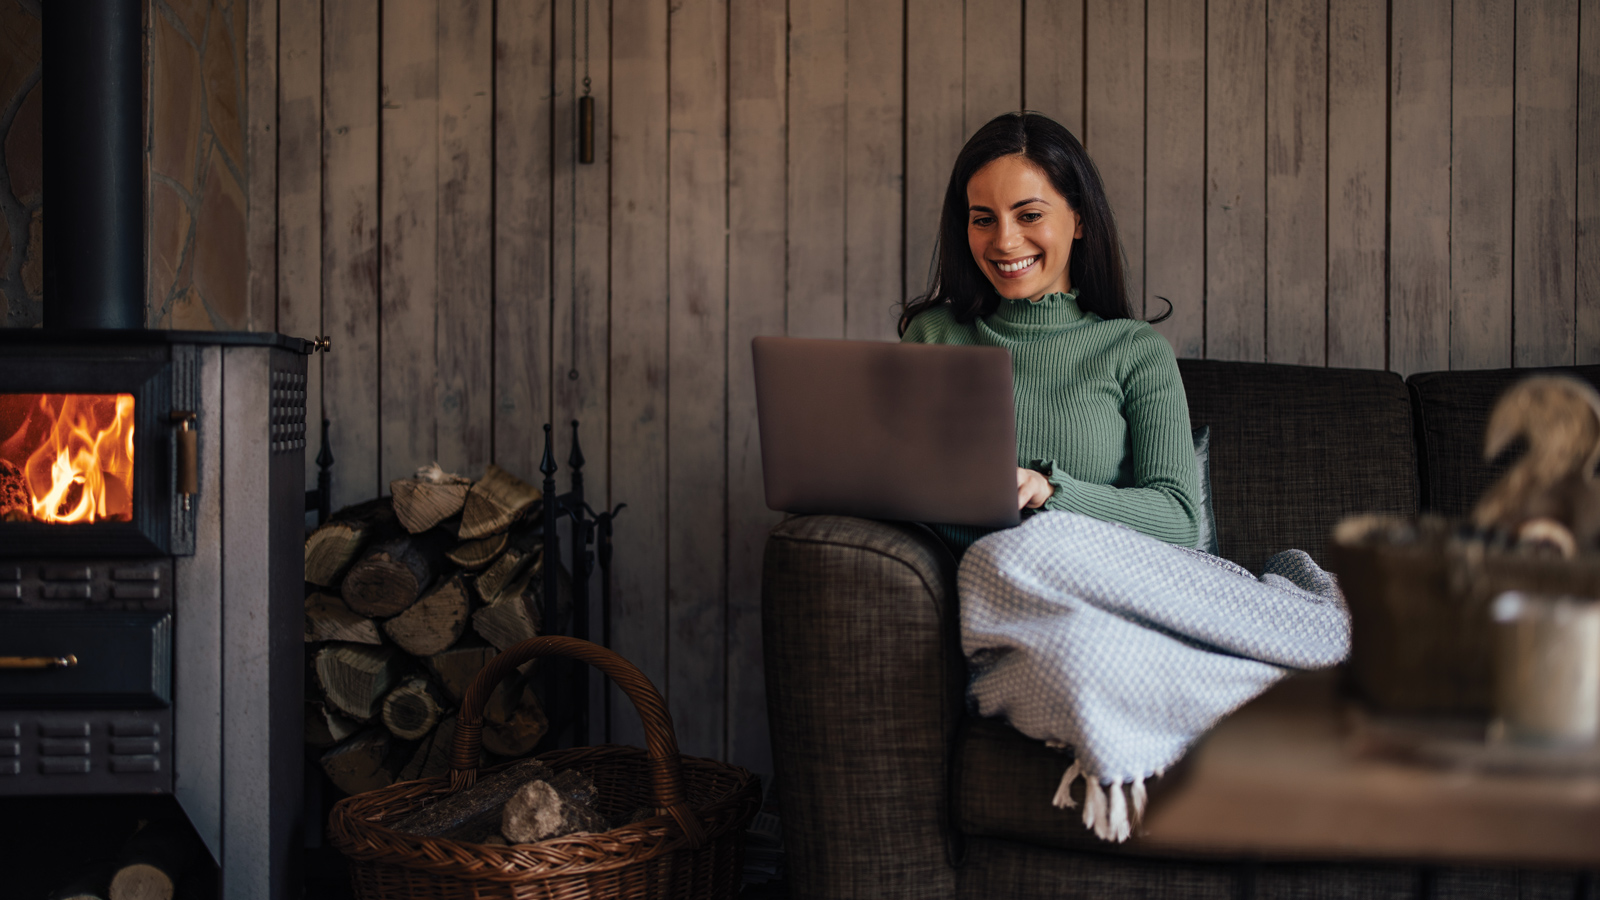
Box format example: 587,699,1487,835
1038,327,1201,547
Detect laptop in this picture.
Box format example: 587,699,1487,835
752,336,1020,528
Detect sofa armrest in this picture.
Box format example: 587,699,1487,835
762,515,966,900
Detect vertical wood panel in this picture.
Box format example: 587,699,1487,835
1265,0,1326,365
494,0,554,480
726,0,787,778
608,0,670,750
436,0,493,474
246,0,278,331
1206,0,1267,361
276,0,321,487
1146,0,1205,357
904,0,965,306
1581,0,1600,365
380,0,440,484
788,0,847,338
1450,0,1513,370
845,0,904,341
259,0,1600,772
1024,0,1084,134
1085,0,1144,316
1389,0,1451,375
553,0,610,739
1326,0,1387,370
666,0,728,760
321,0,381,508
965,0,1023,133
1513,0,1579,367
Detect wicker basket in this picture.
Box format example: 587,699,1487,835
327,636,761,900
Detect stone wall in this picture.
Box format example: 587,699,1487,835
0,0,41,328
0,0,250,330
149,0,250,330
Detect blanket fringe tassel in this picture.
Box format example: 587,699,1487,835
1051,763,1149,843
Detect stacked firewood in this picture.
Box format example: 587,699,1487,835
304,462,562,796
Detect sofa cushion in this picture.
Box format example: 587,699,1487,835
1177,360,1419,573
1408,366,1600,517
955,716,1191,857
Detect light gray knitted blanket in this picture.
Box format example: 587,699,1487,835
960,512,1350,842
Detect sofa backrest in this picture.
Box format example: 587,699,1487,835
1408,365,1600,516
1177,359,1419,573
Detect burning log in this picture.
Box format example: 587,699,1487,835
343,531,450,618
304,593,383,645
381,675,449,740
314,643,406,722
386,757,554,842
0,459,28,522
390,462,472,534
382,575,471,658
459,463,541,540
304,498,396,586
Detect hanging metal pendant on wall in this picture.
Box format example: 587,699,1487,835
579,95,595,165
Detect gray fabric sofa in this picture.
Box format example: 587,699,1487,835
761,359,1600,900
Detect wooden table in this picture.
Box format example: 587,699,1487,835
1140,672,1600,868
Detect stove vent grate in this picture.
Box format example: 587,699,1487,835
270,371,306,455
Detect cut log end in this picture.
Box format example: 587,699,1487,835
381,675,448,741
383,576,470,658
304,593,382,645
391,478,470,534
315,644,404,722
320,727,403,796
459,464,542,540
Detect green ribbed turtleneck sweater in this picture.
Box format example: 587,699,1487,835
901,289,1200,549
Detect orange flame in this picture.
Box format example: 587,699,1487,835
4,395,136,524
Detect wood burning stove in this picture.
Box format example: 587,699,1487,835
0,329,313,900
5,4,313,896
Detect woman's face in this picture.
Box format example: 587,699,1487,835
965,154,1083,303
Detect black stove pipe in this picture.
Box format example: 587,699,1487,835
42,0,146,331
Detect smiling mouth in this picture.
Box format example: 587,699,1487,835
994,256,1038,275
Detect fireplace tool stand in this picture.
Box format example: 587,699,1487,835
537,421,624,750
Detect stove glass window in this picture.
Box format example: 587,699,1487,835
0,394,136,524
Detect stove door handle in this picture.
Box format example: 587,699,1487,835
0,655,79,669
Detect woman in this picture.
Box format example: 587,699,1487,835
902,112,1349,843
900,111,1200,551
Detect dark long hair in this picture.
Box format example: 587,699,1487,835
899,111,1165,334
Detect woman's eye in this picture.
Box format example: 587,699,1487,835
970,216,995,228
1019,212,1042,223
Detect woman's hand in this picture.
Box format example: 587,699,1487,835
1017,467,1053,510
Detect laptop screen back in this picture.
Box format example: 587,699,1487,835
752,336,1020,529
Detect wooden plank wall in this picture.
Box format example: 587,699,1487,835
252,0,1600,777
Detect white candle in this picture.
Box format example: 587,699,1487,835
1491,592,1600,745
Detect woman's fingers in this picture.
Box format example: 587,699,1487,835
1017,467,1052,510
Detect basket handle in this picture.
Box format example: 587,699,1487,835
449,635,708,848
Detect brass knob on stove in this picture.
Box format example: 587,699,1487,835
0,655,78,669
